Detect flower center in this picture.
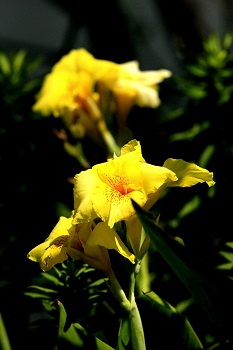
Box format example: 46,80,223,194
115,183,133,195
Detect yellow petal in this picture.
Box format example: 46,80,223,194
27,216,76,271
87,222,135,264
91,155,147,227
73,169,98,224
120,139,146,162
163,158,215,187
27,241,50,263
53,48,96,73
33,67,94,118
140,162,178,195
27,236,70,271
125,215,143,257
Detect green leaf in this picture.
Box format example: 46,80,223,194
0,313,12,350
42,272,64,286
117,296,146,350
186,65,207,77
217,262,233,270
137,291,203,349
226,242,233,249
132,200,233,344
185,87,207,99
95,337,115,350
57,300,105,349
219,251,233,263
24,292,53,300
117,317,131,350
26,285,58,294
0,52,11,75
169,122,209,142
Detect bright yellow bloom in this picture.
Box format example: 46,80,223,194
33,48,171,124
103,60,172,121
73,139,215,250
27,215,134,273
32,70,95,117
73,140,177,228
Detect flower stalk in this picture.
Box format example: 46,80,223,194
84,95,121,156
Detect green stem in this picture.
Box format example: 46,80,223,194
128,265,146,350
105,271,131,313
130,293,146,350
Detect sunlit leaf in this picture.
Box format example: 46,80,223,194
0,52,11,75
219,251,233,263
95,337,114,349
0,313,12,350
226,242,233,249
12,50,26,73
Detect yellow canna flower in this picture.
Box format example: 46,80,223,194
96,60,172,128
27,216,79,271
73,140,178,228
33,48,171,125
52,48,98,76
73,139,215,257
32,70,95,118
27,215,135,273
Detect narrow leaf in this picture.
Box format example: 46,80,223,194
137,291,203,349
132,200,233,343
0,313,12,350
56,300,98,349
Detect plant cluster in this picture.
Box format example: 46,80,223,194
0,34,233,350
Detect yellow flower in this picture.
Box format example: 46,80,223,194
98,60,172,127
32,70,95,118
33,48,171,125
73,140,178,228
27,215,134,273
144,157,216,210
113,60,171,107
52,48,97,75
73,139,215,256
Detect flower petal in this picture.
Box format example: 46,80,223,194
140,162,178,195
163,158,215,187
87,222,135,264
91,156,147,227
73,169,98,224
125,214,143,257
27,216,76,271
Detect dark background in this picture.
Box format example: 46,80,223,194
1,1,233,349
1,0,233,71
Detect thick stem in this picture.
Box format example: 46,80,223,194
128,265,146,350
130,293,146,350
105,270,131,313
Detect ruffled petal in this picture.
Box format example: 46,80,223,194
163,158,215,187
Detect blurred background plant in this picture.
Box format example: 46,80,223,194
1,1,233,349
